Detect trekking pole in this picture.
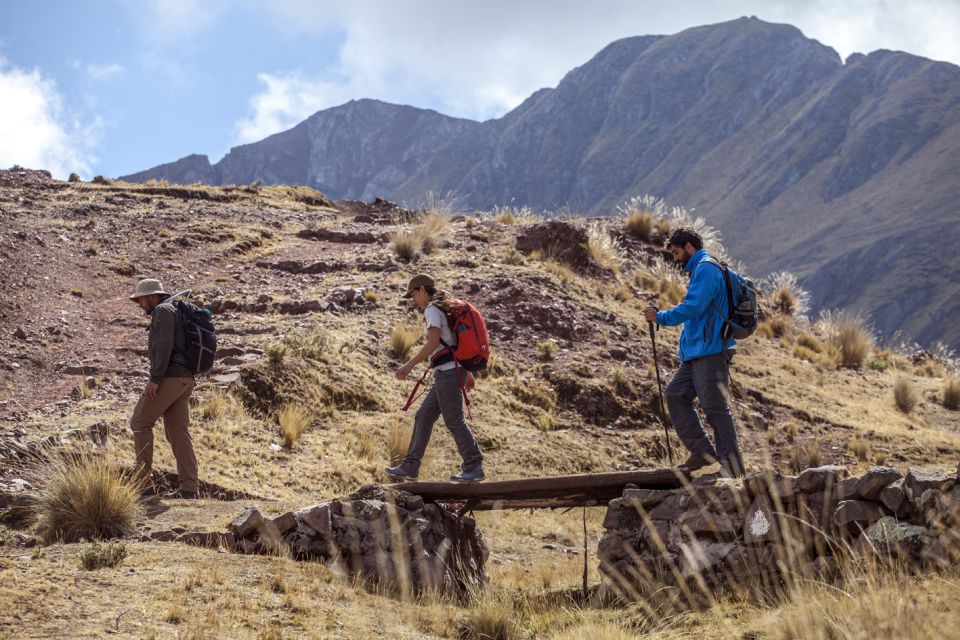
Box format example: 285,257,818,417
648,322,674,466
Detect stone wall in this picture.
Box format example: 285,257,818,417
598,464,960,599
226,485,487,597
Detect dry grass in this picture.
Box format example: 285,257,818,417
790,441,821,472
624,211,654,241
386,416,413,464
893,376,919,413
587,224,624,271
821,310,873,369
761,271,811,317
415,210,450,254
34,452,143,543
79,541,127,570
390,229,422,262
543,259,576,284
849,437,871,461
493,205,540,224
279,404,312,448
944,378,960,410
757,316,791,339
635,262,687,307
458,595,520,640
390,324,421,360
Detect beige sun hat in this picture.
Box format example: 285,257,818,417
129,278,168,300
402,273,435,298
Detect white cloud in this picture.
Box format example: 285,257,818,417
233,0,960,144
0,59,99,179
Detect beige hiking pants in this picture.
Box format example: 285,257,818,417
130,376,198,492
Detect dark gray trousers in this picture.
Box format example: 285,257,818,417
403,369,483,473
664,352,742,468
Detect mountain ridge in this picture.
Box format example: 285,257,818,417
120,17,960,349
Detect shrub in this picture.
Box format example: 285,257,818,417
35,453,143,543
587,223,624,271
820,310,873,369
893,376,918,414
80,541,127,570
761,271,811,317
390,230,422,262
536,339,558,361
279,404,312,448
389,324,421,360
944,378,960,411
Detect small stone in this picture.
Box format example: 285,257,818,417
855,466,902,501
904,468,953,500
13,326,27,340
879,479,914,519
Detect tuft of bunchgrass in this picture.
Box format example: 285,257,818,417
493,205,539,224
457,594,520,640
279,404,312,448
415,210,450,254
34,452,143,544
761,271,811,317
389,324,421,360
820,310,873,369
944,378,960,411
390,230,422,262
624,211,654,241
386,417,413,465
893,376,918,414
80,541,127,570
537,339,558,361
587,224,624,271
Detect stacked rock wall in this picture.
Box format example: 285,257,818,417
598,464,960,599
227,486,487,597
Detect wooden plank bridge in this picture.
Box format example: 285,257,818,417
387,468,688,511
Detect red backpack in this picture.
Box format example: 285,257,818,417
430,299,490,373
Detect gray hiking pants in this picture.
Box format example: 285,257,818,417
664,352,743,470
403,368,483,473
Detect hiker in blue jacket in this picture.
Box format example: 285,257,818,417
643,228,744,477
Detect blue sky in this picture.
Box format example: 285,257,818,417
2,0,959,179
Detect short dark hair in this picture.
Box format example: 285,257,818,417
666,227,703,251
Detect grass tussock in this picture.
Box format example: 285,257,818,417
537,339,559,361
415,210,450,254
35,453,143,543
79,541,127,570
944,378,960,411
279,404,312,448
390,324,421,360
587,224,624,272
457,595,520,640
790,440,822,472
618,194,668,242
820,310,873,369
762,271,811,317
757,316,791,339
390,229,422,262
493,205,540,224
893,376,918,414
635,262,686,307
624,211,654,241
386,416,412,465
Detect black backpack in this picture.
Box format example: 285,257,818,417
703,259,758,340
169,300,217,374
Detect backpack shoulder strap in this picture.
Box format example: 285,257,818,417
699,258,734,315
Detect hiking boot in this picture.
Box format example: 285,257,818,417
164,489,199,500
451,466,485,482
385,465,418,481
677,452,717,473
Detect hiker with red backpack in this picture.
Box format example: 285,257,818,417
387,273,488,482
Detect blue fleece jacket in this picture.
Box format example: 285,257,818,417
655,249,735,362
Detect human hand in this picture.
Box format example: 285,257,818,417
642,305,659,323
464,371,476,392
395,362,414,380
145,381,160,400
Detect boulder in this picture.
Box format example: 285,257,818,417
230,507,265,539
904,468,954,500
622,488,677,511
295,503,332,535
515,221,598,273
879,479,916,520
744,470,799,503
270,511,298,535
603,498,643,530
835,478,860,501
855,466,902,500
798,465,847,493
679,540,738,578
860,516,927,560
832,500,890,537
681,511,741,539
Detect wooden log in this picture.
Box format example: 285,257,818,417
388,468,686,507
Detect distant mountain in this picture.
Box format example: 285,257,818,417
122,17,960,349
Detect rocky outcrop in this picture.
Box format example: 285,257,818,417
598,464,960,599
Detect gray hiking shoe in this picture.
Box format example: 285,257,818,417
450,466,485,482
385,465,418,481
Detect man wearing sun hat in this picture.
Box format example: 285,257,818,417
128,278,199,499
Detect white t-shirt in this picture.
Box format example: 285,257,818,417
424,303,457,371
